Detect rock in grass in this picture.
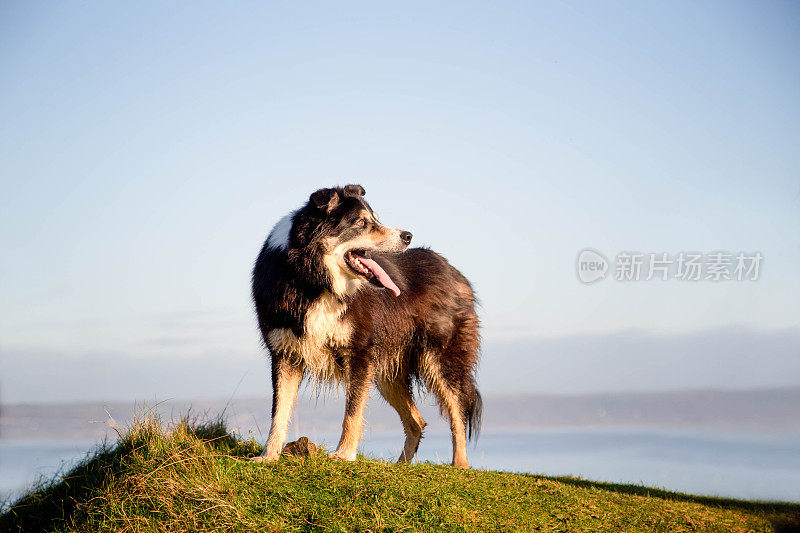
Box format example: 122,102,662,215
281,436,318,457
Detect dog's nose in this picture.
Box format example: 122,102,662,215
400,231,412,244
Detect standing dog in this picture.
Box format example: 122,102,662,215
251,185,481,467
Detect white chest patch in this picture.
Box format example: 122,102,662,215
267,291,352,383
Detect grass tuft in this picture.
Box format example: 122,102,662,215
1,411,798,532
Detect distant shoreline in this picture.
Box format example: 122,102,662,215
3,386,799,441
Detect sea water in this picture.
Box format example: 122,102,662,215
0,439,100,509
2,428,798,508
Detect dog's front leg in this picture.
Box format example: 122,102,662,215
331,358,373,462
253,356,303,462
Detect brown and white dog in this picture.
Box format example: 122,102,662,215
251,185,481,467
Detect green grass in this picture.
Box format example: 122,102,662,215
2,411,798,532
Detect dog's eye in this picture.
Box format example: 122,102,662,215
355,218,367,228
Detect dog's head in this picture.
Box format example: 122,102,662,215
271,184,412,297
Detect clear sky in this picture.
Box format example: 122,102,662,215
1,2,799,402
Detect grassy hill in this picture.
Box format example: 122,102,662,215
2,413,798,532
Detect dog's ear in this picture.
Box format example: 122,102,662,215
309,188,340,213
343,184,365,197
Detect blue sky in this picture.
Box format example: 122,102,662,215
1,2,799,402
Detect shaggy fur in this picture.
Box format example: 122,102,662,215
251,184,481,467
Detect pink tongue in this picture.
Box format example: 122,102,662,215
357,256,401,296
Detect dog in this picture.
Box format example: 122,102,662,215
251,184,481,467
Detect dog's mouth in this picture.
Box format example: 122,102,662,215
344,250,401,297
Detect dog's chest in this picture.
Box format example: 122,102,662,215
267,292,352,381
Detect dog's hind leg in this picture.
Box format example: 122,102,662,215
422,350,473,468
376,378,427,463
253,357,303,462
432,310,482,468
431,378,469,468
331,360,374,462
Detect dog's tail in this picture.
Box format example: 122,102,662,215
464,381,483,441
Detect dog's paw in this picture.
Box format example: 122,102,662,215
330,450,357,462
